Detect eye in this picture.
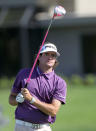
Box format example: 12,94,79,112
45,53,49,56
51,54,56,58
44,53,57,58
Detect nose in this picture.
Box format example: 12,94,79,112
48,55,53,59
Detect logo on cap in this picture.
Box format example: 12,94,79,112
40,42,60,56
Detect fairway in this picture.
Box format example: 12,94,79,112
0,85,96,131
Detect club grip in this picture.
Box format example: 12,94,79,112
24,83,28,88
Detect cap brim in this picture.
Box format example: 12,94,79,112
40,49,60,57
56,52,60,57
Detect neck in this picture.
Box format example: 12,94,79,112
38,65,53,74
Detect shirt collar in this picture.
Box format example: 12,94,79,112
37,66,54,79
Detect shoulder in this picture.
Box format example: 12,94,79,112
18,68,31,74
16,68,29,75
16,68,31,79
54,73,67,87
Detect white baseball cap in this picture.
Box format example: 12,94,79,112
40,42,60,57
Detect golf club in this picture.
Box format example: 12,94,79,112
25,5,66,87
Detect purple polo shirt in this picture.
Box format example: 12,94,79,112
11,67,67,124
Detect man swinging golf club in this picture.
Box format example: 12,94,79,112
9,6,67,131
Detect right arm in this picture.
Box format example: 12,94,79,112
9,69,25,106
9,92,18,106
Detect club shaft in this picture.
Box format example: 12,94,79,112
26,18,53,83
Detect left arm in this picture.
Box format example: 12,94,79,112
33,98,61,117
21,88,61,117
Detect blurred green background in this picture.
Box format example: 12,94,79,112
0,77,96,131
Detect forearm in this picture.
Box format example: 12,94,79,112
9,95,18,106
21,88,61,117
33,98,60,117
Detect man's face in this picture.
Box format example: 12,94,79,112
39,51,57,68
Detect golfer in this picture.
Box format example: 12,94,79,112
9,42,67,131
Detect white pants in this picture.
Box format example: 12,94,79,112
15,121,52,131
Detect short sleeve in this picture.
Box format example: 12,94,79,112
53,78,67,104
11,70,23,94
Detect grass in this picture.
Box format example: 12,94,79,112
0,85,96,131
0,89,16,131
52,85,96,131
